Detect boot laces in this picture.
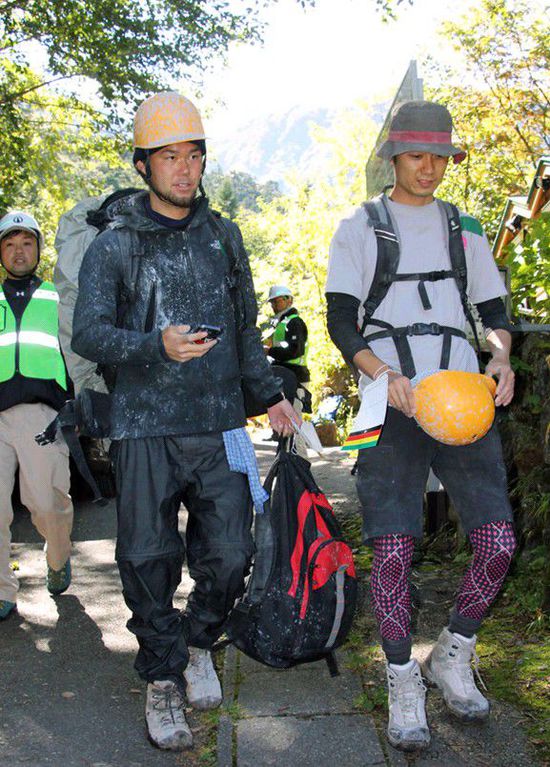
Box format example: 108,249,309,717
449,642,487,692
150,684,186,726
389,669,426,722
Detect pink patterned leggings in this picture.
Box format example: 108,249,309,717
371,521,516,641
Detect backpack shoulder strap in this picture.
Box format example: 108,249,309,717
108,224,144,307
360,195,400,334
438,200,482,357
206,209,250,330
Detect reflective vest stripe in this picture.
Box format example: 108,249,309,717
272,313,309,367
18,330,61,350
0,281,67,388
32,288,60,302
0,333,17,347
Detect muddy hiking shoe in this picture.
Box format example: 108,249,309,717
423,627,490,722
183,646,222,710
46,558,72,595
0,600,16,620
146,680,193,751
386,659,431,752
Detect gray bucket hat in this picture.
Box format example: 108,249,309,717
376,100,466,164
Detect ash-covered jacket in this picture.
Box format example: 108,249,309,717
72,192,282,439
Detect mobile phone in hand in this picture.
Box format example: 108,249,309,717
190,324,224,344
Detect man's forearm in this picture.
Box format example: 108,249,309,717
352,348,390,379
486,328,512,361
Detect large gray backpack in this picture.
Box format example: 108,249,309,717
54,188,141,393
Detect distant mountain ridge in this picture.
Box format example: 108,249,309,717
211,105,339,184
211,102,386,185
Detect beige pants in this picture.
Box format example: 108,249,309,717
0,403,73,602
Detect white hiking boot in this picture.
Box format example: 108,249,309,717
423,628,490,722
183,646,223,710
145,680,193,751
386,659,431,752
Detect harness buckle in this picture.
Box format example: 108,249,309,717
407,322,442,336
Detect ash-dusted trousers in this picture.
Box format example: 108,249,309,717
113,433,254,683
0,403,73,602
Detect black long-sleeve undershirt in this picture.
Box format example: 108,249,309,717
325,291,511,366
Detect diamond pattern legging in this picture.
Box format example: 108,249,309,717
371,521,516,641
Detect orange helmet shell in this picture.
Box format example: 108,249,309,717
414,370,497,446
133,92,206,149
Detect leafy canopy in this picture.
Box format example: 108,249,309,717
425,0,549,237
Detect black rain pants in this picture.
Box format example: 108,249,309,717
112,433,253,683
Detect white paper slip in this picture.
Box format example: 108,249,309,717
342,373,388,451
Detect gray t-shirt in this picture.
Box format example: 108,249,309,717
326,198,506,392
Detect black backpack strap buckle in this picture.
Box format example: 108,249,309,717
407,322,442,336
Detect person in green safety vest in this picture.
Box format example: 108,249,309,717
0,211,73,622
263,285,310,385
263,285,311,450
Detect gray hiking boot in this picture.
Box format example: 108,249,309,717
386,659,431,752
145,680,193,751
423,628,490,722
183,646,222,710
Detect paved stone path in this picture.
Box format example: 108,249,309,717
0,434,540,767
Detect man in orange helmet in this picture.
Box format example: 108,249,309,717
72,92,299,751
326,101,516,753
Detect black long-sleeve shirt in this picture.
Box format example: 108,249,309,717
326,291,512,370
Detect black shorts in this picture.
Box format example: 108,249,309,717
356,407,512,541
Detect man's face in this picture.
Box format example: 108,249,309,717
0,230,39,279
270,295,292,314
137,141,204,219
391,152,449,206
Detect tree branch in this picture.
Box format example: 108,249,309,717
0,74,75,104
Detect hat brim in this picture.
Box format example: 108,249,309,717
376,140,466,165
0,225,40,243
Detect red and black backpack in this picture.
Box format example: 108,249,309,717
224,445,357,675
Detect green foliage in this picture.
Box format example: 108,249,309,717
424,0,549,238
240,102,379,405
505,214,550,323
204,168,280,213
0,0,310,214
0,1,268,106
480,601,550,760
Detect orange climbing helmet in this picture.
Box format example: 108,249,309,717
414,370,497,446
133,92,206,149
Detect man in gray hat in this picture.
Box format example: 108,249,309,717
325,101,516,753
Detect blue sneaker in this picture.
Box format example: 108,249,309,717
0,600,16,620
47,558,71,595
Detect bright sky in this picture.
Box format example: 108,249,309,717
197,0,475,137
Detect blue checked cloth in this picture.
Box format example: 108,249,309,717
223,428,269,513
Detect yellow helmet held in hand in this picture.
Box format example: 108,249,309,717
414,370,497,446
133,92,206,149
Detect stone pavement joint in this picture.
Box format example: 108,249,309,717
217,643,389,767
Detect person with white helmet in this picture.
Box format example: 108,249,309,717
71,92,300,752
326,101,516,753
263,285,310,444
0,211,73,621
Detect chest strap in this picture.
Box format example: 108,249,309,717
365,319,467,379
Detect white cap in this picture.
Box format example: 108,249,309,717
266,285,292,303
0,211,44,248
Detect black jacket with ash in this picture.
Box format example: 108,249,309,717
72,192,282,439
